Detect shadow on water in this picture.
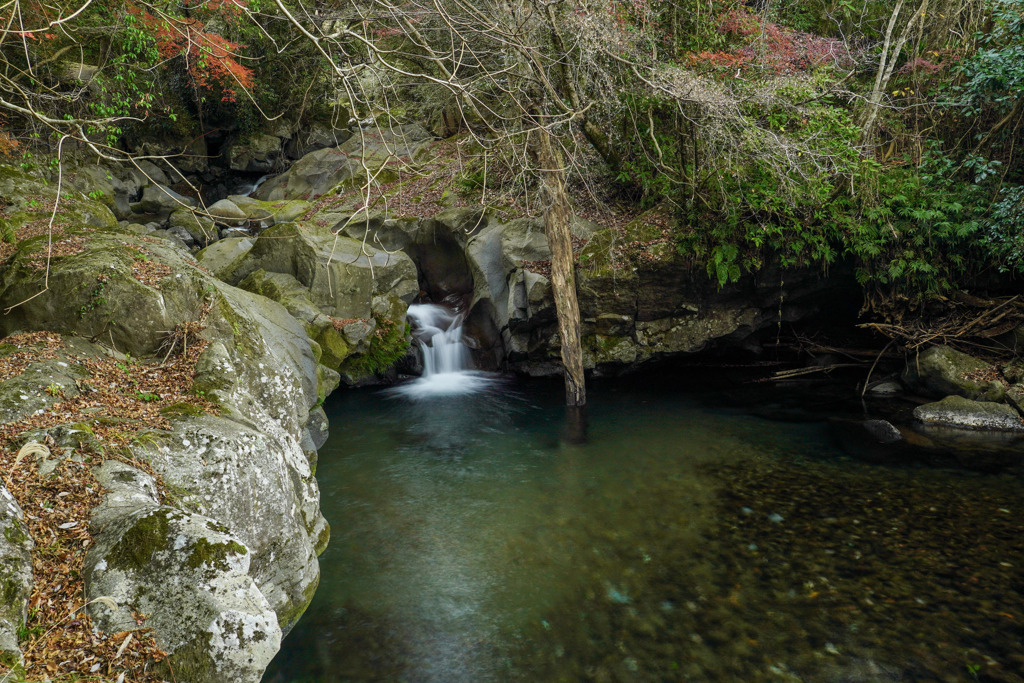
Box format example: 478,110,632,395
265,373,1024,683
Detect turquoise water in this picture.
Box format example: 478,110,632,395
264,374,1024,682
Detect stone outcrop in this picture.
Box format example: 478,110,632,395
0,165,335,681
0,485,32,671
255,124,433,202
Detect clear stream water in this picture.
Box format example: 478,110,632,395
264,371,1024,683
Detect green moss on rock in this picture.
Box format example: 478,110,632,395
185,537,247,572
107,509,173,572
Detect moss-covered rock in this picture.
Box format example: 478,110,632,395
902,345,1007,402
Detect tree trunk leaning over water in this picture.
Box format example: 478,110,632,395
535,128,586,407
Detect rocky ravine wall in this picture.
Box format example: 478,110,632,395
0,162,418,681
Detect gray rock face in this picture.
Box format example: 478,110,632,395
0,168,332,682
902,345,1007,402
256,124,433,201
221,221,418,319
454,214,846,375
913,395,1024,431
130,415,325,631
133,183,198,216
208,199,249,228
169,209,218,247
0,485,33,669
196,237,255,281
69,164,132,219
287,122,352,159
228,134,285,173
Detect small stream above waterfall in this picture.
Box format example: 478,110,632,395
389,304,497,399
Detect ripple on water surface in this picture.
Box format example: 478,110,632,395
265,379,1024,683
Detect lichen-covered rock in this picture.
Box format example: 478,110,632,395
0,485,32,670
902,345,1007,402
85,476,280,683
130,415,324,632
1,169,331,681
0,357,85,424
913,395,1024,431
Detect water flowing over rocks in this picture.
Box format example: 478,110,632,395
340,205,849,376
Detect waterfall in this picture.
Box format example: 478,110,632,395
243,174,270,197
409,304,472,375
390,303,494,398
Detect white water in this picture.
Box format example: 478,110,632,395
390,304,495,399
243,174,270,197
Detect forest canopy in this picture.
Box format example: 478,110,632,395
1,0,1022,311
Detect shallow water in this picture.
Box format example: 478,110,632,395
264,374,1024,682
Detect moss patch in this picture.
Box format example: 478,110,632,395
185,537,247,572
159,402,209,419
107,509,173,572
3,522,28,546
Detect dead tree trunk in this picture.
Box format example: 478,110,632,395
534,127,586,406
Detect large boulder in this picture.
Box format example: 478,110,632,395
86,463,280,683
913,395,1024,431
227,133,285,173
196,237,255,281
256,124,433,201
132,183,198,217
169,208,218,247
902,345,1007,402
0,485,33,670
0,169,330,680
68,163,133,219
287,121,352,159
219,221,418,319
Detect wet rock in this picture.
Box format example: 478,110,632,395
913,395,1024,431
863,419,902,443
902,345,1006,402
866,380,903,396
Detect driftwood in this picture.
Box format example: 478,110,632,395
858,293,1024,354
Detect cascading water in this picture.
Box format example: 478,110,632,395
389,303,495,399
